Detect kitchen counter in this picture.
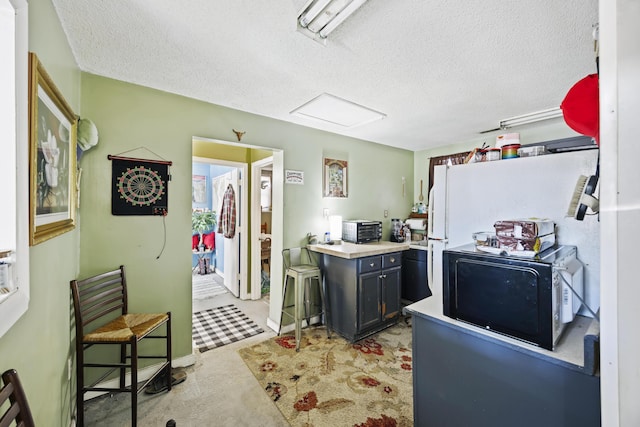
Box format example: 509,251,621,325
308,241,410,259
406,296,601,426
309,241,406,342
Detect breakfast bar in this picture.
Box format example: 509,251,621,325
308,241,409,342
404,292,601,426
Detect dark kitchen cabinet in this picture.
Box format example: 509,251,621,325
408,311,601,427
319,251,401,342
401,248,431,303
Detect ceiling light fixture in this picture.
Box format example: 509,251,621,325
297,0,368,44
291,93,386,128
499,107,564,129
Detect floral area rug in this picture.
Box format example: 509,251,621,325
238,317,413,427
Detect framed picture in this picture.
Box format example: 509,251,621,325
323,158,348,198
192,174,207,203
28,53,77,246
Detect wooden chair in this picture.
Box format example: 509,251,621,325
70,265,172,427
0,369,35,427
261,222,268,234
261,237,271,272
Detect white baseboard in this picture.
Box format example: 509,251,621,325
84,352,197,401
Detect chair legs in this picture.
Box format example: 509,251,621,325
74,316,172,427
280,271,330,352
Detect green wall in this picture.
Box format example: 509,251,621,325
77,72,414,357
0,0,81,425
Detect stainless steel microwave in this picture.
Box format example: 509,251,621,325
442,244,584,350
342,220,382,244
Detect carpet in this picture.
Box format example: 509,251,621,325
238,318,413,427
192,305,264,352
192,273,227,300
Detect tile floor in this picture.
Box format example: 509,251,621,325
83,274,287,426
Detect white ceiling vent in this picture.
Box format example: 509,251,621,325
290,93,386,128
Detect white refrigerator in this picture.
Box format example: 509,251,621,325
427,149,600,315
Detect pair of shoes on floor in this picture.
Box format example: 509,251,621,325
145,368,187,395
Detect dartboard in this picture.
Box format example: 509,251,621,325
117,166,165,206
111,158,170,215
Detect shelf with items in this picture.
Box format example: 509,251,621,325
409,213,428,219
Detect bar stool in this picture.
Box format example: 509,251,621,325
279,247,330,351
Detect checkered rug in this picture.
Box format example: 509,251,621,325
192,304,264,353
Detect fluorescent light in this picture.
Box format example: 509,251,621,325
319,0,367,38
499,107,563,129
297,0,368,42
290,93,386,128
298,0,332,27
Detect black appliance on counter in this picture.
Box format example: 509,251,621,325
342,220,382,244
401,248,432,303
442,244,584,351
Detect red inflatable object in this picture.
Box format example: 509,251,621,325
561,73,600,145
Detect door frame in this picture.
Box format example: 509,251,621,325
193,156,249,299
251,156,273,300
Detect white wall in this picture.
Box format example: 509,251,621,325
600,1,640,425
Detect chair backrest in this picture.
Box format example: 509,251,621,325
70,265,128,340
282,247,316,270
261,238,271,256
0,369,35,427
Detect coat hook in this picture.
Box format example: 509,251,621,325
233,129,246,141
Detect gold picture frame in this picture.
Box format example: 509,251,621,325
323,158,348,198
28,53,77,245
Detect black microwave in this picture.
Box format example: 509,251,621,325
342,220,382,244
442,244,583,350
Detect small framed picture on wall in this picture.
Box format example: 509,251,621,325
323,158,348,198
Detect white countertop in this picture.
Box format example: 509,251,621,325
404,295,597,371
308,241,410,259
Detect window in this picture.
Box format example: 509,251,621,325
0,0,29,338
427,151,470,193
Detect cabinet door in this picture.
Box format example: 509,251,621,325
382,267,401,320
358,271,381,332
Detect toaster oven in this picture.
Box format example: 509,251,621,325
342,220,382,244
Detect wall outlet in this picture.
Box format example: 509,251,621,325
68,357,72,381
384,210,389,218
323,208,329,218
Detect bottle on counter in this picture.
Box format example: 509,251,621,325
404,225,411,243
391,219,403,242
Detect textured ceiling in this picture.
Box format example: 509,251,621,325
52,0,598,151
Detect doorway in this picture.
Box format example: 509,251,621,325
192,137,284,334
192,157,248,299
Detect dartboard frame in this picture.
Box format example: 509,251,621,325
111,157,170,215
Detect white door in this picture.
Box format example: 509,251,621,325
213,169,241,297
224,169,241,297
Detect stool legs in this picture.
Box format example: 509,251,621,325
279,270,329,351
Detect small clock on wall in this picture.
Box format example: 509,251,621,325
109,155,171,216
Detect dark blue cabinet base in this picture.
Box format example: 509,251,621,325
411,314,601,427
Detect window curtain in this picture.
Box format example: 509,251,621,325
428,151,470,193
